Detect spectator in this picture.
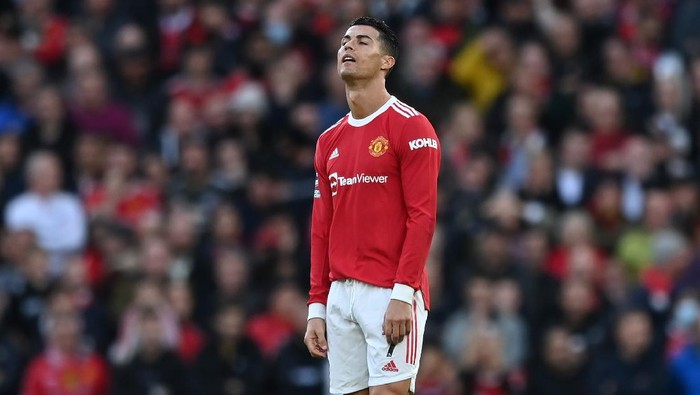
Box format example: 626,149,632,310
21,85,76,182
589,309,677,395
545,210,607,282
413,343,459,395
245,283,301,359
550,278,604,353
269,281,326,395
528,326,588,395
17,0,68,70
0,289,23,395
68,69,138,146
111,24,164,141
112,306,192,395
499,94,546,190
21,289,109,395
167,281,205,364
583,88,630,172
671,303,700,395
554,130,597,209
442,276,523,372
450,27,515,112
459,324,514,395
194,301,265,395
5,151,86,274
616,190,674,277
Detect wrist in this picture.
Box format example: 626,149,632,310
307,303,326,321
390,283,415,305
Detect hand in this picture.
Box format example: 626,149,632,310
383,299,412,345
304,318,328,358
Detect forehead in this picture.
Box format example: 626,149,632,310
343,25,381,39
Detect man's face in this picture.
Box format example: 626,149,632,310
337,25,392,82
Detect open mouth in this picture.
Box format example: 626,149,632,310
342,55,356,64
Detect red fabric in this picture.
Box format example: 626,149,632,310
33,17,68,66
309,97,441,309
545,246,608,280
245,314,294,358
590,130,630,167
431,25,463,50
159,11,207,72
21,350,109,395
178,321,205,363
83,248,106,288
83,183,161,227
471,377,509,395
641,267,671,295
167,79,220,113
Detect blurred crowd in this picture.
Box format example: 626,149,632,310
1,0,700,394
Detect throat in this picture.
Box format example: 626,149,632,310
346,88,391,120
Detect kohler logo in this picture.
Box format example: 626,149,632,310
408,138,438,151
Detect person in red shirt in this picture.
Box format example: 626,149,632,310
304,16,441,395
21,290,109,395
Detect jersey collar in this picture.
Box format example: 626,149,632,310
347,96,397,127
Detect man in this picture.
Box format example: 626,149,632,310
21,289,109,395
304,16,441,395
4,151,86,275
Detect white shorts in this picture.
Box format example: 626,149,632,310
326,279,428,394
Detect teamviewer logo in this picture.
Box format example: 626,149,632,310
329,172,338,196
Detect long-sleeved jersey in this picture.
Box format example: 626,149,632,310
309,96,440,315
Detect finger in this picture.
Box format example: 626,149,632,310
406,317,412,336
306,339,327,358
399,322,407,339
391,323,400,345
304,336,321,357
315,329,328,352
383,319,392,344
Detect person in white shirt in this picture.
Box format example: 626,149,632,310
4,151,86,275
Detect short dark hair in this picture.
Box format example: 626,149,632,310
350,16,399,60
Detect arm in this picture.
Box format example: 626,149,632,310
305,137,332,358
392,115,441,303
307,137,333,319
383,115,440,345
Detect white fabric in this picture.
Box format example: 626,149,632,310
347,96,397,127
5,192,86,252
308,302,327,321
326,279,427,394
556,169,584,206
390,283,415,305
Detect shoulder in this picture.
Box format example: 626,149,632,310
387,99,436,135
386,98,422,121
6,193,33,211
316,115,348,155
26,355,48,372
56,192,82,205
319,115,348,139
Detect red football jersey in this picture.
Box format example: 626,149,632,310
309,96,440,310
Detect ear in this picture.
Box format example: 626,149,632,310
380,55,395,72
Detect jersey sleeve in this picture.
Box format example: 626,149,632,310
392,115,441,304
308,136,333,319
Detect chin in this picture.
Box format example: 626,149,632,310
339,69,357,81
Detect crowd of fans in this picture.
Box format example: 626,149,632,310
1,0,700,394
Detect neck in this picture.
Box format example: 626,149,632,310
345,77,390,119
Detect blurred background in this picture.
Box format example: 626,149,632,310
1,0,700,394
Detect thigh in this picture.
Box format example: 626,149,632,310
327,281,370,394
354,285,428,393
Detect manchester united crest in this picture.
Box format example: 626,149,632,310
368,136,389,157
